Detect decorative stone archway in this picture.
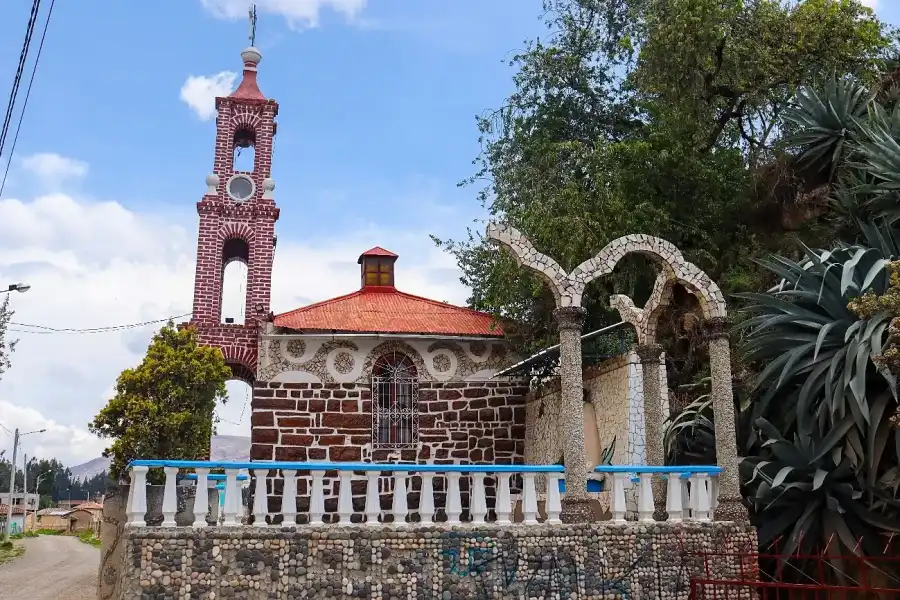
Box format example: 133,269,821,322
486,223,747,523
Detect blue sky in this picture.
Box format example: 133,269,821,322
0,0,547,242
0,0,895,466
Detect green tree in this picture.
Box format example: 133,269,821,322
89,322,231,482
436,0,891,369
0,295,17,381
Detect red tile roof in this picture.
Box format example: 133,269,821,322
274,287,503,337
358,246,398,260
0,504,26,515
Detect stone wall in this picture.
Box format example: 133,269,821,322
121,522,757,599
251,379,527,516
252,380,527,464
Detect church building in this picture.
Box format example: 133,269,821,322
186,43,654,511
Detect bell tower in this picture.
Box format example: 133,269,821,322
188,38,279,383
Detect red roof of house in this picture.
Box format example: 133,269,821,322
0,504,26,515
358,246,398,260
275,247,503,337
274,288,503,336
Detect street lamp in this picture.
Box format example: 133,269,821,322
3,428,46,542
2,283,29,294
29,471,51,531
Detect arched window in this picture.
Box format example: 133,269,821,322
371,352,419,448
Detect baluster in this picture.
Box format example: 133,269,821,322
160,466,179,527
709,475,719,515
681,477,692,520
610,472,627,524
637,472,654,522
281,470,298,526
127,465,149,527
392,471,409,525
469,472,488,525
192,468,210,528
222,469,241,526
446,472,462,524
310,471,326,525
364,470,381,525
338,471,354,525
252,468,270,527
521,472,539,524
419,473,435,525
545,473,562,525
694,473,711,521
665,472,683,522
495,474,512,525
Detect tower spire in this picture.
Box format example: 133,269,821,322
229,3,265,101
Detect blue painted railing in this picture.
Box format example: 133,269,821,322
132,460,565,473
125,460,722,527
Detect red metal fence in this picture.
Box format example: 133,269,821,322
691,536,900,600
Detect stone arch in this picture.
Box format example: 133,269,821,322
231,107,262,131
230,109,262,173
572,234,726,324
485,222,569,306
217,222,256,246
358,340,428,383
221,345,257,385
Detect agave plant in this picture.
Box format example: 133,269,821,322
742,417,900,557
663,379,716,466
783,77,872,180
785,76,900,224
736,221,900,555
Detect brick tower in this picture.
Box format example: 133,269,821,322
189,45,279,383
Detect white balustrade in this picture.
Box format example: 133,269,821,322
124,462,722,528
252,468,269,527
161,466,179,527
665,473,683,522
419,473,435,524
282,470,298,525
192,468,210,528
495,474,512,525
545,474,562,524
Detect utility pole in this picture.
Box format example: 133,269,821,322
3,428,45,542
3,428,18,542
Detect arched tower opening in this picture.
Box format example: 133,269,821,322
232,125,256,172
221,238,250,325
213,363,255,460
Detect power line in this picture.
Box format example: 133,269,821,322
0,0,55,198
7,313,191,335
0,0,41,159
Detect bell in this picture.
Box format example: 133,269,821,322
233,128,255,149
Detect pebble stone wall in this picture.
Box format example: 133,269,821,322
120,522,756,599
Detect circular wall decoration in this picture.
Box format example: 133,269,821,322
334,351,355,374
227,174,255,202
286,339,306,358
432,353,452,373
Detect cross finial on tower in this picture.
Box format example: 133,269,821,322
249,3,258,47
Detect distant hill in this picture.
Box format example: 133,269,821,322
68,435,252,480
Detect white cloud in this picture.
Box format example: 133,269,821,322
180,71,237,120
0,401,108,467
19,153,88,184
0,155,468,467
860,0,878,8
200,0,367,29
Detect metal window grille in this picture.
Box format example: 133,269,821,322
371,353,419,449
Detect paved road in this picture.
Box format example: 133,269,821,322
0,535,98,600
